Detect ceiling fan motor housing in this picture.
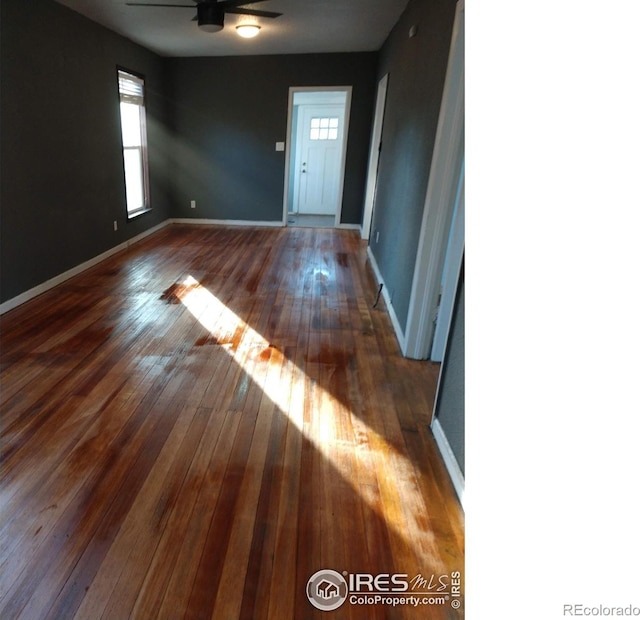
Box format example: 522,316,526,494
198,3,224,32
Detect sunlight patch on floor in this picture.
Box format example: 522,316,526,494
175,276,423,527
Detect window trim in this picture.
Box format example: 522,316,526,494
117,66,151,220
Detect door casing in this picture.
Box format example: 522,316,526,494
430,160,465,361
282,86,352,227
361,73,389,240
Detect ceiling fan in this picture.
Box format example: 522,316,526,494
125,0,282,33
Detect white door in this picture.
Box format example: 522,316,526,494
293,104,345,215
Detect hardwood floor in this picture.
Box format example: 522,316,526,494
0,225,464,619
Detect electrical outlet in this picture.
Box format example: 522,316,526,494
113,220,118,231
190,200,196,209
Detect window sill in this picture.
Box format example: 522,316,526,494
127,207,152,221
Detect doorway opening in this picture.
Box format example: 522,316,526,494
283,87,352,228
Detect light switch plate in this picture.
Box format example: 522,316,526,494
275,142,285,151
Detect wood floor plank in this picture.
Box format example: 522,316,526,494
147,408,244,617
0,368,162,599
44,399,199,620
80,404,207,620
212,348,286,619
127,406,238,619
266,355,305,620
2,393,182,619
0,224,464,620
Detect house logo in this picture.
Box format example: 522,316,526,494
306,569,348,611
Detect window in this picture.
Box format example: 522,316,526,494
310,117,339,141
118,69,150,217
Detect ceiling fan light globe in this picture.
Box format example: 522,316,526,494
236,24,261,38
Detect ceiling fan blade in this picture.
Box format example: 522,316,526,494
217,0,273,9
225,7,282,18
125,3,196,7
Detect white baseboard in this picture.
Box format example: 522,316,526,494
431,417,465,509
170,218,284,228
0,220,170,315
366,246,407,354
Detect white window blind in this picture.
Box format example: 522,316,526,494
118,70,145,105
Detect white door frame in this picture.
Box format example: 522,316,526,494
282,86,353,227
404,0,464,359
430,160,465,361
361,73,389,240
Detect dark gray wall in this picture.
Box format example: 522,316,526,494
0,0,171,303
369,0,456,331
166,53,377,224
434,266,464,475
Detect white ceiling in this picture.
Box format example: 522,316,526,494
53,0,410,57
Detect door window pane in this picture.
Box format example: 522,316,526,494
310,117,339,141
